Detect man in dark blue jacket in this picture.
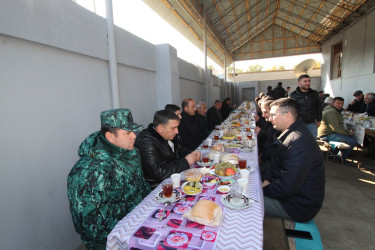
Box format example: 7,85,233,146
263,98,325,222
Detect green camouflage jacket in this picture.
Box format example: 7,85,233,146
67,131,150,249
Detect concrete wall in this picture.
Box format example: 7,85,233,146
320,9,375,107
0,1,226,249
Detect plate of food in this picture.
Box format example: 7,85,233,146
222,132,235,140
224,143,242,149
155,189,182,203
201,174,219,187
216,179,235,186
217,185,231,193
183,169,204,181
181,181,203,195
212,162,238,179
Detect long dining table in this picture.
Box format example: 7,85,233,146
106,102,264,249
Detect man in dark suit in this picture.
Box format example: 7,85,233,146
207,100,223,130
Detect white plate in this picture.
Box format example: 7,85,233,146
181,182,203,196
196,160,215,167
155,189,182,203
220,194,252,210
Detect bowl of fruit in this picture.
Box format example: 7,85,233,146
212,162,238,179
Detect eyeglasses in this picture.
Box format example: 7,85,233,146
269,112,287,118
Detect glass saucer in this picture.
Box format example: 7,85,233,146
196,160,215,167
221,194,252,210
155,189,182,203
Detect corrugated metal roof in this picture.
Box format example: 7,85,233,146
143,0,374,67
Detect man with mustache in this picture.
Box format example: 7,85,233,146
67,108,150,249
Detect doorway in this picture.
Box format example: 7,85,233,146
242,87,255,102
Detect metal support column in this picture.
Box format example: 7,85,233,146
105,0,120,108
204,4,209,104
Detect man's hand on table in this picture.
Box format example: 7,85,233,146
262,180,270,188
185,151,201,165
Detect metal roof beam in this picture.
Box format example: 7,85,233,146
221,2,273,40
278,7,331,32
212,0,245,25
275,18,323,40
217,1,266,34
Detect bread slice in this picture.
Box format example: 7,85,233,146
183,200,223,226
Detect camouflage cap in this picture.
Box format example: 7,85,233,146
100,108,143,132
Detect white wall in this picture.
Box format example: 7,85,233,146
320,9,375,107
0,1,227,249
0,34,110,250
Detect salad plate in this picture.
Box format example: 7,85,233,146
181,181,203,196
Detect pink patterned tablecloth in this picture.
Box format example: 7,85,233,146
107,140,264,250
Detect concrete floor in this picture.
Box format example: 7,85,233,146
264,147,375,250
315,149,375,250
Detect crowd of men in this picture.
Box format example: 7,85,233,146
67,97,236,249
67,74,374,249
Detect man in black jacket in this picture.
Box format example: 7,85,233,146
273,82,286,99
346,90,366,113
135,110,201,189
196,101,209,142
364,92,375,116
207,100,223,130
290,74,322,139
179,98,202,150
262,98,325,222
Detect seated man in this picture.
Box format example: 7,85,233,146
221,97,236,120
263,98,325,222
179,98,201,150
207,100,223,130
257,100,278,161
165,104,182,119
364,92,375,116
67,108,151,249
196,101,209,142
165,104,182,144
318,97,357,163
346,90,366,113
135,110,201,189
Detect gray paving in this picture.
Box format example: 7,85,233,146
264,147,375,250
315,149,375,250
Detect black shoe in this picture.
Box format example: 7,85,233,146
328,155,343,164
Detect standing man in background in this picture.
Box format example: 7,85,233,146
290,74,322,139
274,82,287,99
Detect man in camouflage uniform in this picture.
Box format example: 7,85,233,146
67,108,150,249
